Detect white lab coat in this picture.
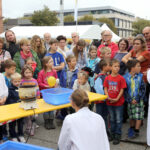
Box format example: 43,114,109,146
147,70,150,146
0,73,8,98
58,107,110,150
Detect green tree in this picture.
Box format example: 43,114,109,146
132,18,150,36
64,15,74,22
98,17,117,34
78,15,95,22
31,6,59,26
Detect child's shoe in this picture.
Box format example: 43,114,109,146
11,138,18,142
128,127,135,138
3,135,8,141
113,134,121,145
18,136,26,143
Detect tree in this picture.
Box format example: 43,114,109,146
98,17,117,34
132,18,150,36
78,15,95,22
64,15,74,22
31,6,59,26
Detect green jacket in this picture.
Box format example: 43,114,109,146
13,49,42,73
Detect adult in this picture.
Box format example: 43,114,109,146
70,32,79,49
3,30,20,59
142,26,150,52
97,30,118,59
43,33,51,52
56,35,69,59
127,36,134,52
122,36,150,83
0,38,11,72
58,89,110,150
30,35,46,61
13,38,41,73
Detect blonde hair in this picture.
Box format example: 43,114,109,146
42,56,53,72
100,47,111,55
78,70,89,80
19,38,30,47
10,72,21,80
66,55,76,63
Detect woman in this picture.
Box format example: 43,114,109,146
3,30,20,59
0,38,11,72
13,38,41,73
30,35,46,61
122,36,150,83
58,89,109,150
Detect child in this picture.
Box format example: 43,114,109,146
21,65,40,136
73,70,90,91
95,47,111,75
124,60,145,138
0,73,8,144
38,56,58,130
86,45,100,91
104,59,126,145
46,39,65,79
25,57,39,79
94,59,111,135
6,73,25,142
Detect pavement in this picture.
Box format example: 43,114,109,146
26,113,150,150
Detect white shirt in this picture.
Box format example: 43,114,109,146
0,73,8,98
58,107,110,150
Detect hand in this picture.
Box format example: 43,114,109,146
131,99,137,105
110,98,118,103
0,97,6,105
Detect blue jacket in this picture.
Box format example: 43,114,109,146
6,84,19,104
60,67,78,89
124,72,146,103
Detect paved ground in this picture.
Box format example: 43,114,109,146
25,114,150,150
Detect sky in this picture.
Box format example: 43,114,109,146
2,0,150,19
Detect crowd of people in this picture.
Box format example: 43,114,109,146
0,26,150,150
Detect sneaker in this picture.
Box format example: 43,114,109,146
113,134,121,145
134,132,139,138
128,128,135,138
18,136,26,143
3,135,8,141
11,138,18,142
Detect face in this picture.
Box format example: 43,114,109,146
134,63,141,74
44,33,51,43
50,43,58,51
26,59,33,66
104,64,111,72
78,76,87,85
59,40,66,48
68,58,77,68
143,28,150,41
5,66,16,76
111,62,120,74
77,45,84,52
103,51,111,59
133,40,142,52
128,37,133,45
21,42,31,54
119,40,127,51
5,31,15,42
89,49,97,59
11,78,21,87
24,69,33,79
46,58,54,68
103,31,112,42
72,33,79,44
0,42,3,49
36,38,41,47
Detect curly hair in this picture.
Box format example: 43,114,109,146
30,35,45,54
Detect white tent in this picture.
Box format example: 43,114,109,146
0,24,120,42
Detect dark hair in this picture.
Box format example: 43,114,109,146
99,59,111,70
4,59,16,69
42,56,53,71
81,67,94,77
118,38,129,50
66,55,76,63
71,89,89,108
126,59,140,72
110,59,120,66
49,39,58,45
21,64,33,78
56,35,67,42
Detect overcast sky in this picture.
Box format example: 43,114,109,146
2,0,150,19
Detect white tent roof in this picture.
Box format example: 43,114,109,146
0,24,120,41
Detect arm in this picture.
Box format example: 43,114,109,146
94,78,104,95
13,52,21,73
73,80,78,90
122,52,132,64
124,88,132,103
37,72,49,89
34,53,42,71
147,70,150,84
53,62,65,71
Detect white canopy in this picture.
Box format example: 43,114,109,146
0,24,120,42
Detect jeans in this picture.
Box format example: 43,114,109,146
107,105,123,135
96,102,108,130
0,126,2,140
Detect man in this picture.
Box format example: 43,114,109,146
97,30,118,58
71,32,79,49
143,26,150,52
43,33,51,52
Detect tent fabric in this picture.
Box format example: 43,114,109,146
0,24,120,42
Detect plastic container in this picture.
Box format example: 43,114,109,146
0,141,53,150
41,88,73,105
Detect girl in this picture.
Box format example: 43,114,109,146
37,56,58,130
21,65,40,136
86,45,100,90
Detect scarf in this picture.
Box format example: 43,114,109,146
20,50,32,60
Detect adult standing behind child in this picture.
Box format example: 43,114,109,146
38,56,58,129
6,73,25,143
104,59,127,145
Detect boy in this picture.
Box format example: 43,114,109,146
94,59,111,136
104,59,126,145
6,73,25,142
95,47,111,75
124,60,145,138
46,39,65,78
